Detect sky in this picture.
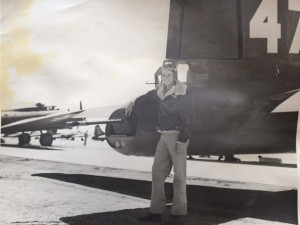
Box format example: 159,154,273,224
1,0,170,111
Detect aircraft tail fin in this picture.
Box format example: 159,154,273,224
80,101,83,110
92,124,106,141
94,124,105,136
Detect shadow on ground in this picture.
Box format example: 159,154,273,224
33,173,297,225
187,158,297,168
1,143,64,151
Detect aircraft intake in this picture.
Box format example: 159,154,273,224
105,100,161,157
105,108,138,155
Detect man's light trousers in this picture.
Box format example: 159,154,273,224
150,132,188,215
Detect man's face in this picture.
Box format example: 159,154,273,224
161,68,175,86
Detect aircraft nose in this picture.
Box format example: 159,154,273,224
105,108,137,155
106,108,137,136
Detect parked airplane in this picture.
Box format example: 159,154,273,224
1,103,121,146
92,125,106,141
1,103,61,126
53,130,87,140
103,0,300,160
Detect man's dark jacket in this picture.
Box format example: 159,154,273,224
134,81,193,143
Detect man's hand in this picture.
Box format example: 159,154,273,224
125,101,134,117
176,140,189,154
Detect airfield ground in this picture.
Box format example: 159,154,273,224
0,138,298,225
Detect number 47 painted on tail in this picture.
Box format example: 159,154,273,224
250,0,300,54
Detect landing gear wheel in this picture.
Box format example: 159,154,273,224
40,133,53,146
18,133,31,145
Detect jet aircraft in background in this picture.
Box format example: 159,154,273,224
1,103,121,146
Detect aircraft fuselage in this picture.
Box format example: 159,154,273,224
104,0,300,156
105,58,298,156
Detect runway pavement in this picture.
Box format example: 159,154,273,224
0,138,298,224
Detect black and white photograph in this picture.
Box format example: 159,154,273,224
1,0,299,224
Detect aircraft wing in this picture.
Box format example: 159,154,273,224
1,109,122,135
65,119,122,126
1,110,84,134
53,132,84,139
72,105,125,118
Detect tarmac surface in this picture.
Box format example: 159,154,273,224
0,139,298,225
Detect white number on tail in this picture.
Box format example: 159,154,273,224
289,0,300,54
250,0,281,53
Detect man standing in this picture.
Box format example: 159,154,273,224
83,131,88,146
126,64,193,224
